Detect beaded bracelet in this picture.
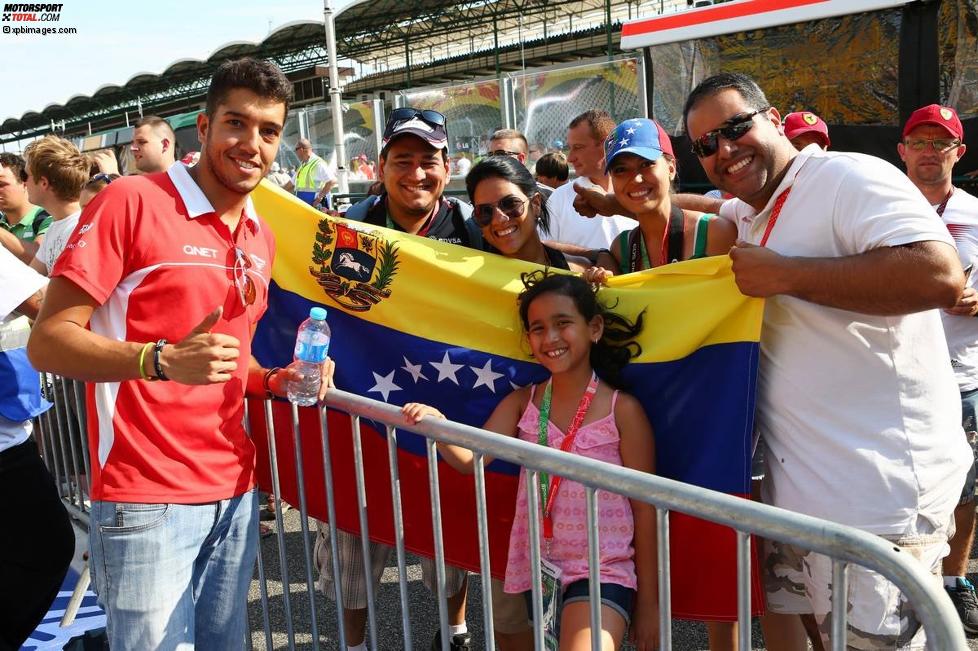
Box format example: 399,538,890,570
153,339,170,381
138,342,157,381
263,367,282,398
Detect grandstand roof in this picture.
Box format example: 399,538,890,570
1,0,665,142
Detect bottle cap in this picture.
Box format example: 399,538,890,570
310,307,327,320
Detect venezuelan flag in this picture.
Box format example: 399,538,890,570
249,180,765,621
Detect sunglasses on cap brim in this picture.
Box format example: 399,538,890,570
383,108,446,138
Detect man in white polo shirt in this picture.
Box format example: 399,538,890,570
685,72,970,649
899,103,978,634
545,110,636,248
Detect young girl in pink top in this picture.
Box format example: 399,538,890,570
403,272,658,650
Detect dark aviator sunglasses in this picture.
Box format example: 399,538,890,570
690,108,769,158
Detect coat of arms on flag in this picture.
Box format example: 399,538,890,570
309,217,400,312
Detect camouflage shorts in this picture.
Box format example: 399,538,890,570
763,518,950,650
313,520,468,610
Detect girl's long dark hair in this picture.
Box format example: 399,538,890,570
518,271,644,388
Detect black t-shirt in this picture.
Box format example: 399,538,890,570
359,196,475,247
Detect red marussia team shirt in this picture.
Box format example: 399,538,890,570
52,163,275,503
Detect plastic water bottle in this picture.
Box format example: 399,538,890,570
286,307,331,406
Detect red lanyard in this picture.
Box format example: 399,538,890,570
537,372,599,540
759,185,792,247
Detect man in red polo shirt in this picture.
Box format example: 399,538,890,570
28,58,332,650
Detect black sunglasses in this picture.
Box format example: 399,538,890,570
488,149,522,158
690,108,768,158
473,195,527,227
90,173,116,184
384,108,446,138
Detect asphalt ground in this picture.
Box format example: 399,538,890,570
245,509,978,650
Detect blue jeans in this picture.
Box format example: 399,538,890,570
90,489,258,650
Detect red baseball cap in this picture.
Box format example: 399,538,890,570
783,112,830,147
902,104,963,139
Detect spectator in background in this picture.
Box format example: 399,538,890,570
783,111,831,151
454,153,472,177
79,173,119,209
0,152,51,263
347,156,368,182
488,128,553,199
546,110,637,249
265,161,291,188
0,246,73,651
22,136,88,276
534,151,569,189
288,137,335,209
89,149,122,176
898,103,978,635
131,115,177,174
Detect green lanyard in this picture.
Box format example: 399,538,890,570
536,372,599,540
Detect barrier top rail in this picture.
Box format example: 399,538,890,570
321,388,968,651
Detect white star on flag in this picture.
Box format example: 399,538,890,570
626,127,636,135
368,370,401,402
470,359,504,393
619,138,629,146
401,356,428,383
430,351,464,385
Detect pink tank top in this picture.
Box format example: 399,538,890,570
503,386,637,593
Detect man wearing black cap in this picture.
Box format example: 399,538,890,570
899,103,978,635
317,107,478,651
344,107,482,248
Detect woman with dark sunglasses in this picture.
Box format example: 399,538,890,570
602,119,736,276
465,156,592,272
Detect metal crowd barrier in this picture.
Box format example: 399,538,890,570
35,379,967,650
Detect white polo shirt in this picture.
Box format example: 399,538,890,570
939,188,978,392
543,179,637,249
723,145,970,535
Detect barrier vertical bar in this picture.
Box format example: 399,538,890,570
319,407,349,649
526,469,545,651
385,424,414,649
350,414,379,651
370,98,385,167
59,377,84,510
49,373,73,500
38,384,59,489
472,453,495,651
264,400,296,649
736,530,751,651
289,403,321,650
657,509,672,651
71,380,92,504
585,487,602,650
426,437,450,651
831,560,849,651
242,401,274,651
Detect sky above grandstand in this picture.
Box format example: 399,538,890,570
0,0,354,121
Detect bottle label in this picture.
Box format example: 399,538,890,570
295,332,330,363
